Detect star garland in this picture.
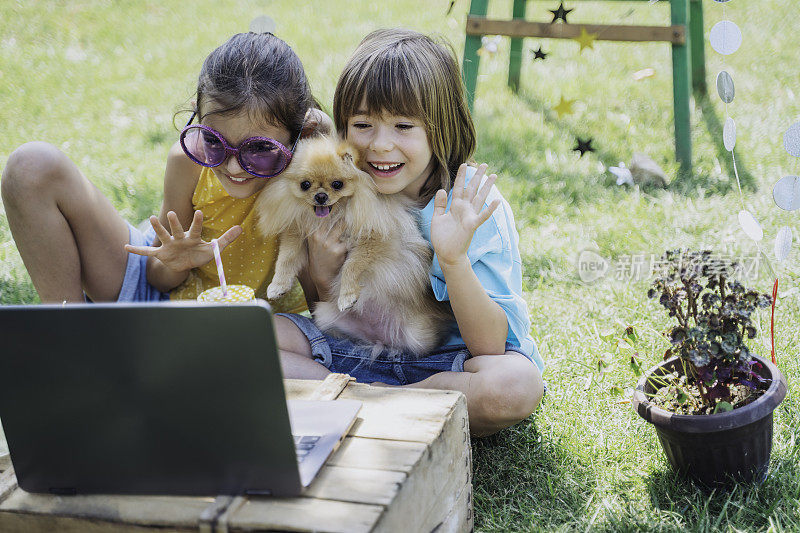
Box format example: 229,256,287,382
531,46,548,61
543,4,599,155
573,137,595,157
553,96,576,118
573,27,598,53
549,2,573,23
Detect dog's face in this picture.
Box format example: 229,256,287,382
283,136,371,218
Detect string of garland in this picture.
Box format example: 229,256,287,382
709,0,792,365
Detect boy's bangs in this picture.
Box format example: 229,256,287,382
351,53,426,121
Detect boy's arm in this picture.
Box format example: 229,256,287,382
145,142,202,292
439,256,508,355
430,164,511,356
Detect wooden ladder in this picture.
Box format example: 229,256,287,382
462,0,707,175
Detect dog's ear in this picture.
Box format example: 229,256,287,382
254,178,303,237
336,141,359,166
300,108,334,138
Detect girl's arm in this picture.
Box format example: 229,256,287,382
126,142,241,292
431,164,507,356
143,142,200,291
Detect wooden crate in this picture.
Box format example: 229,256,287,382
0,374,472,532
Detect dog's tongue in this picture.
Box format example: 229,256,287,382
314,205,331,217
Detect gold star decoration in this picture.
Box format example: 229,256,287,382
553,96,577,118
574,26,598,53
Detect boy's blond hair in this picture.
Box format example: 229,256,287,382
333,28,476,204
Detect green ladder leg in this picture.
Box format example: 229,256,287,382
463,0,488,112
671,0,692,176
689,0,706,94
507,0,526,93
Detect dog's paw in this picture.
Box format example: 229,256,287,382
337,290,359,311
267,280,292,300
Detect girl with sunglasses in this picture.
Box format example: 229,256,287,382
273,29,545,436
2,32,331,314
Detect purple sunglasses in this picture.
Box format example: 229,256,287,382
179,111,301,178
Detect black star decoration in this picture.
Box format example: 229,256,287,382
573,137,595,157
549,2,573,24
531,46,548,61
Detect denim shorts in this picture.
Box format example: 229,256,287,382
117,223,168,302
277,312,531,386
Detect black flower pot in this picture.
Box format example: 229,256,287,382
632,355,787,487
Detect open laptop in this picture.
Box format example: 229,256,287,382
0,300,361,497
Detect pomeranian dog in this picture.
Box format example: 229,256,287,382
255,135,453,355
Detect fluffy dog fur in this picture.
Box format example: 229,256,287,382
255,135,453,355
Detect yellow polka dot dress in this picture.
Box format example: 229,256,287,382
169,167,307,313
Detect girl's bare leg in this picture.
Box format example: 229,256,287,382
274,315,331,379
405,351,544,437
1,142,131,302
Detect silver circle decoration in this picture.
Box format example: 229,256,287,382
249,15,276,34
783,121,800,157
710,21,742,55
716,71,735,103
775,226,793,262
773,175,800,211
723,117,736,152
738,210,763,242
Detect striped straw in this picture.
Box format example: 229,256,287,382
210,239,228,298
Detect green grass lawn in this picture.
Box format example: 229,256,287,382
1,1,799,531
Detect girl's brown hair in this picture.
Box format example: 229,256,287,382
195,32,318,144
333,28,476,203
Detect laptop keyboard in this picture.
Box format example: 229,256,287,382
293,435,322,463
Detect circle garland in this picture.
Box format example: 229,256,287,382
710,1,789,364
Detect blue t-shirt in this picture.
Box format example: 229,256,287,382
419,166,544,373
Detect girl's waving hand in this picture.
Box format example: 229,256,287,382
430,163,501,267
125,210,242,274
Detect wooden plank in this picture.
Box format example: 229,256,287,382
432,479,473,533
198,495,236,533
0,487,212,531
284,378,325,401
288,380,464,443
303,465,406,506
212,495,246,533
373,394,470,532
309,373,354,401
0,468,18,504
466,17,686,44
227,497,384,533
0,514,194,533
416,443,471,531
337,384,463,442
326,436,426,472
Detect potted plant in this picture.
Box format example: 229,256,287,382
631,249,788,486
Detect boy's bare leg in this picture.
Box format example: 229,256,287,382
405,352,544,437
273,315,543,434
1,142,131,302
274,315,331,379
